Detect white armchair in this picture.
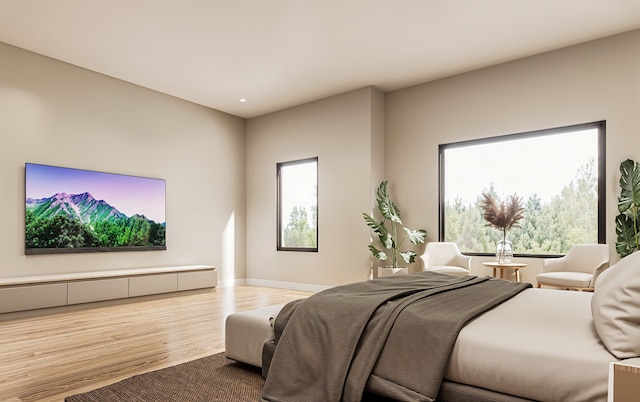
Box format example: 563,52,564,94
536,243,611,291
420,242,471,277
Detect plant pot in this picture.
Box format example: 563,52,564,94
378,266,408,277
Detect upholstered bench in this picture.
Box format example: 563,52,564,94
224,304,283,367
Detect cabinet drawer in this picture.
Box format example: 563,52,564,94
68,278,129,304
129,273,178,297
178,270,216,291
0,283,67,313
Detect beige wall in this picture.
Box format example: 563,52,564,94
2,29,638,290
386,30,640,284
245,87,384,288
0,43,247,284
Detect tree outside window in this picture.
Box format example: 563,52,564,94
277,158,318,251
440,122,605,256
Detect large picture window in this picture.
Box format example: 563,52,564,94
277,157,318,251
440,121,605,256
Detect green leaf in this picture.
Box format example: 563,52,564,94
618,159,640,214
616,159,640,257
363,213,387,240
368,245,388,260
616,213,640,257
404,228,427,244
376,181,402,224
382,233,395,250
399,250,417,264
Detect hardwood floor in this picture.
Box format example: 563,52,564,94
0,285,312,402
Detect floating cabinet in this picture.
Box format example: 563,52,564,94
0,266,216,314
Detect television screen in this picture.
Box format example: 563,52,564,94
25,163,166,255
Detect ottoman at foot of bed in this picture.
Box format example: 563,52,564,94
224,304,283,368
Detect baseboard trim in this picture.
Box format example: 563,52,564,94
216,278,247,288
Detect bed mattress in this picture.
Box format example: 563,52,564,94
445,288,616,402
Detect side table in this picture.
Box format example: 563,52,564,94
609,360,640,402
482,262,527,282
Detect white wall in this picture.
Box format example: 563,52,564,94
246,87,384,288
0,43,247,284
385,30,640,284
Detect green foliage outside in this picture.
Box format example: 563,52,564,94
283,205,317,248
26,210,166,249
445,159,598,255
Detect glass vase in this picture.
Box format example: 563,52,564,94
496,239,513,264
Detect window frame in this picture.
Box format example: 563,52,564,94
276,157,319,252
438,121,606,258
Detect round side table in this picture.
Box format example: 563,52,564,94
482,262,527,282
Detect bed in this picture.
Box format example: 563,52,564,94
256,251,640,402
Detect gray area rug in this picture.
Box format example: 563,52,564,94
65,352,264,402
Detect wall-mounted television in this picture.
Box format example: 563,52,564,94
25,163,166,255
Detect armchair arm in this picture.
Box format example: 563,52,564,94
542,256,568,273
590,261,611,287
456,254,472,269
419,254,428,269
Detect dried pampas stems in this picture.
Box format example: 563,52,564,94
480,192,525,237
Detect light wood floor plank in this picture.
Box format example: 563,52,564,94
0,285,312,402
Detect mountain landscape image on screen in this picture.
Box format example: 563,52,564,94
26,191,166,252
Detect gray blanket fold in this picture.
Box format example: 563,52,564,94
261,272,530,402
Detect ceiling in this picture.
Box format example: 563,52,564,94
1,1,640,119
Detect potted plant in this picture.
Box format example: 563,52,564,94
616,158,640,257
363,181,427,276
479,191,525,263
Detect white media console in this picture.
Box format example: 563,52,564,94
0,265,216,314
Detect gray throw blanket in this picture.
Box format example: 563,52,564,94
261,272,531,402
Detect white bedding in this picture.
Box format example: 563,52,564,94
445,288,616,402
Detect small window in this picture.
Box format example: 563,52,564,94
277,158,318,251
440,121,605,256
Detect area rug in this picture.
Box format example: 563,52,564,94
65,352,264,402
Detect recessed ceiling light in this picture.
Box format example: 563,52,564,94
238,98,247,103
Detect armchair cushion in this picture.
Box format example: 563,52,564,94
591,251,640,359
427,266,470,277
535,272,592,288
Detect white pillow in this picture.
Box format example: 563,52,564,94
591,251,640,359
